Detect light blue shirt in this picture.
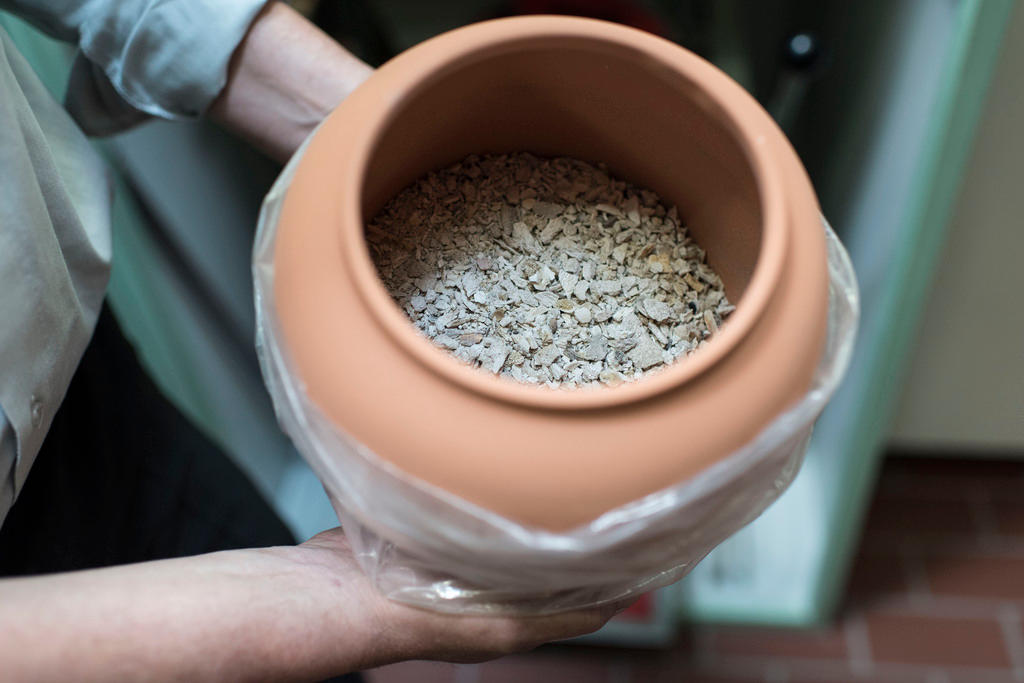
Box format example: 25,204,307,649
0,0,267,527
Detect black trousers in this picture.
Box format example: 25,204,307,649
0,306,362,682
0,306,295,572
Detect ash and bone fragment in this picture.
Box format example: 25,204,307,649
368,153,734,387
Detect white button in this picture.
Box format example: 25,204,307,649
30,395,43,428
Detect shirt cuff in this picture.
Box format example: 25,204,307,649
66,0,270,134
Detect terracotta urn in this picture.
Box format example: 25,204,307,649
270,16,830,532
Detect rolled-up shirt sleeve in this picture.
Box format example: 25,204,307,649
0,0,269,133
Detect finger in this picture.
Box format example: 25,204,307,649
502,607,615,649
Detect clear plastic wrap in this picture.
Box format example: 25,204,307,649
253,139,860,615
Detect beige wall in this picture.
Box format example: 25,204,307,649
890,0,1024,450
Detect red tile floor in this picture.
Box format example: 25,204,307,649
366,456,1024,682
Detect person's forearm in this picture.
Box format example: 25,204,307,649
0,546,377,682
0,527,616,679
209,2,373,162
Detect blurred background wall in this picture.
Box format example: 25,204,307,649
891,0,1024,452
